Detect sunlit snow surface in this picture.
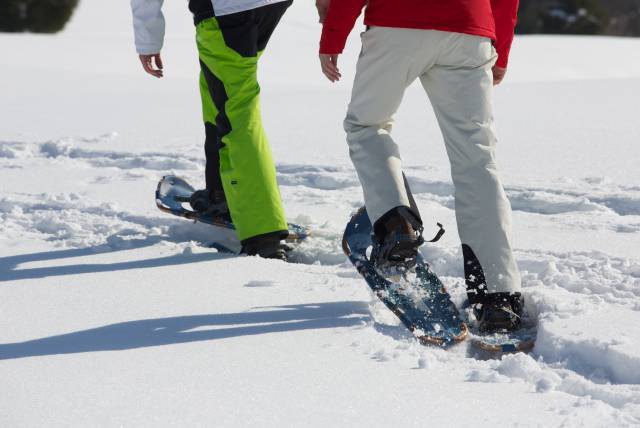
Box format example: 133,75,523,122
1,0,639,426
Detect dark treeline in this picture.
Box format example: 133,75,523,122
1,0,639,36
517,0,640,36
0,0,79,33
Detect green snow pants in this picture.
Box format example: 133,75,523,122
196,1,291,242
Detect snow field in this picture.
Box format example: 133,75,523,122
1,0,640,426
2,131,640,425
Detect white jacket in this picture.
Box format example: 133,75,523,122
131,0,290,54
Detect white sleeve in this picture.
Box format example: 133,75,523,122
131,0,166,55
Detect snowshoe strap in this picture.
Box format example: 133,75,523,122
425,222,445,243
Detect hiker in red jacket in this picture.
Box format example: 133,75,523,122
319,0,524,332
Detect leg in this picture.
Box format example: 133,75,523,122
420,34,521,298
196,5,290,242
345,27,431,225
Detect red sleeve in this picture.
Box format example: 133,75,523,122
491,0,519,68
319,0,367,54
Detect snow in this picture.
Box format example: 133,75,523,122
1,0,640,426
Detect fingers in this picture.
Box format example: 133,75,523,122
154,54,163,72
139,54,163,78
139,55,162,78
492,66,506,86
493,70,503,85
320,54,341,82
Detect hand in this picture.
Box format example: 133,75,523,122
316,0,330,23
139,53,164,78
319,54,341,82
492,65,506,85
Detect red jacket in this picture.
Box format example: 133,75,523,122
320,0,519,68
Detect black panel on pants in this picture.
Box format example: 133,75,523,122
189,0,215,24
216,1,293,58
200,60,231,193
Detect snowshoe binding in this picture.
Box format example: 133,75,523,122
467,292,537,354
189,189,232,222
370,206,425,273
474,292,524,333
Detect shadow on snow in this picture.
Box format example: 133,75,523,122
0,301,369,360
0,236,232,283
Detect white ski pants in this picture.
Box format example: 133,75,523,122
344,27,521,294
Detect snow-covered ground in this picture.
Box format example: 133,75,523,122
1,1,640,426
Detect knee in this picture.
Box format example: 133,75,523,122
451,157,500,189
449,135,498,171
343,112,365,135
344,114,393,145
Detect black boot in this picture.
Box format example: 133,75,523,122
474,292,524,332
370,206,424,271
241,231,289,262
189,189,231,222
